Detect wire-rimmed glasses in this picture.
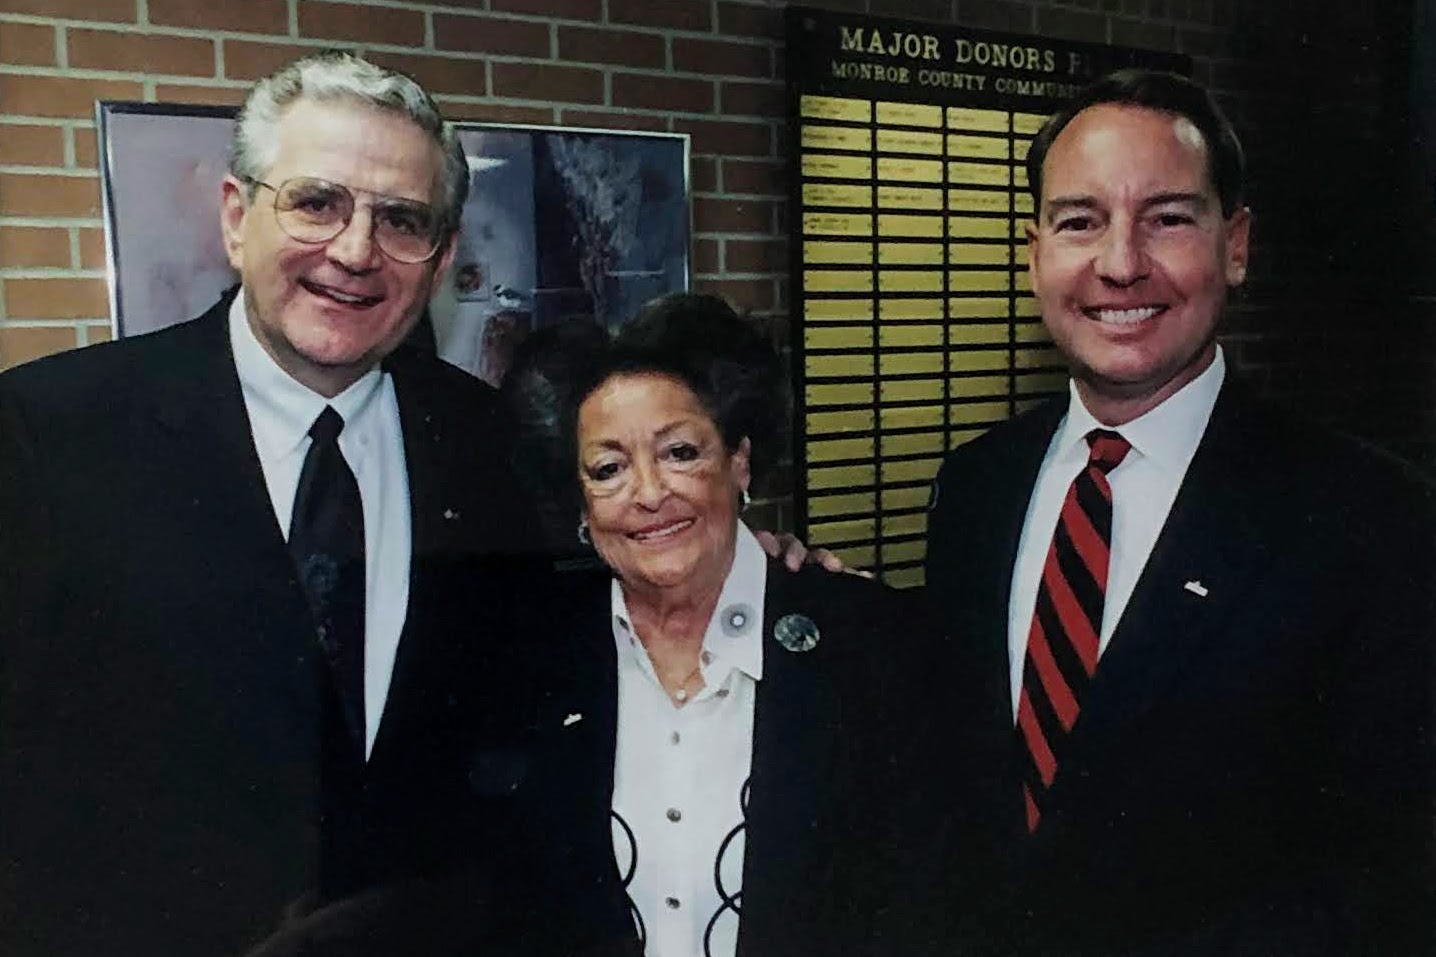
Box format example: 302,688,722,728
246,176,445,264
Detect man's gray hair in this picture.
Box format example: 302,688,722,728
230,50,469,235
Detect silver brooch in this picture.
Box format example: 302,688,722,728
721,603,755,637
773,613,820,653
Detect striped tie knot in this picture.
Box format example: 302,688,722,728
1085,429,1131,474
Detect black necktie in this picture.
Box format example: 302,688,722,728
288,406,366,752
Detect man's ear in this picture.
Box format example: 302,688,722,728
733,437,752,495
432,229,458,280
1025,217,1041,288
219,175,248,273
1224,206,1252,286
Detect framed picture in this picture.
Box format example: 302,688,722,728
437,123,690,385
96,102,240,340
96,103,691,386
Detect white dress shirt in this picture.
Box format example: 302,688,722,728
1006,348,1226,718
610,524,767,957
229,294,412,757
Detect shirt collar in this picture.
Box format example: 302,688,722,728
229,289,385,461
610,523,768,683
1054,345,1225,474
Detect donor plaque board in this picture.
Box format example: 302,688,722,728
786,7,1185,586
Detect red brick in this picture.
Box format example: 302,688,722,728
722,157,783,195
690,156,718,192
558,109,668,132
491,0,600,19
0,125,65,167
79,228,108,269
692,196,773,234
0,174,101,217
869,0,953,19
298,1,424,46
692,237,719,274
68,29,216,77
720,80,783,117
363,52,488,96
223,41,325,81
692,276,775,311
434,14,551,56
0,0,134,21
558,26,665,68
0,325,79,370
438,100,556,125
0,75,144,120
612,73,712,113
6,278,110,320
672,37,771,78
1034,5,1106,44
0,22,55,67
674,117,771,157
492,62,603,104
154,83,249,107
0,226,71,268
1109,17,1177,52
73,128,98,169
725,237,786,273
149,0,288,34
717,2,780,39
609,0,711,32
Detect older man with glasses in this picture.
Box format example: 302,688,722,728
0,52,541,956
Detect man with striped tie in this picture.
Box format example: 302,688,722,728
923,69,1435,957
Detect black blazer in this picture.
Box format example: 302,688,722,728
923,381,1436,957
495,559,939,957
0,295,537,956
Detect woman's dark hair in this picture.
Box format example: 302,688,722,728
608,292,786,481
502,293,787,536
1026,68,1245,218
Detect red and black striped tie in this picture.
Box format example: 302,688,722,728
1017,428,1131,832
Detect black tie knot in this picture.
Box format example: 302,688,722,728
1086,429,1131,474
309,406,345,445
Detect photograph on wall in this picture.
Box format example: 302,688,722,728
434,125,690,385
96,103,240,339
97,104,690,387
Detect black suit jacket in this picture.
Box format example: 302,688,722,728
493,560,938,957
0,294,537,956
923,381,1436,957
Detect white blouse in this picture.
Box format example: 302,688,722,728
609,524,767,957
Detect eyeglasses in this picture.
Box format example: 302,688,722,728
246,176,445,264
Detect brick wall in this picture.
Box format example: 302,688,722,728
2,0,1430,528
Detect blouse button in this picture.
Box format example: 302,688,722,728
665,896,681,910
666,807,682,823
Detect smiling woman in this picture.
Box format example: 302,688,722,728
497,293,940,957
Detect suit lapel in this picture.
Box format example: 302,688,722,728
146,295,287,554
1063,384,1277,761
362,350,483,767
739,565,838,954
134,296,323,752
387,347,465,561
974,402,1068,717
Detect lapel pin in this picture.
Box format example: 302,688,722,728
721,603,756,637
773,613,820,653
563,712,583,727
1184,580,1209,598
442,508,460,521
